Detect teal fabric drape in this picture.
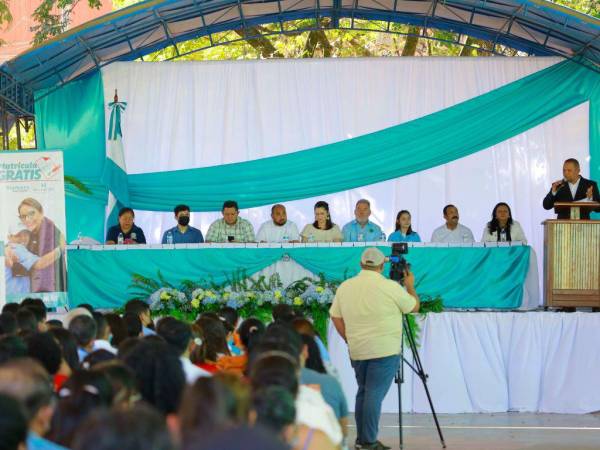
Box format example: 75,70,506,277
116,60,599,211
66,246,530,309
36,73,108,242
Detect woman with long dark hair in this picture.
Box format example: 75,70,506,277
481,202,527,243
388,210,421,243
300,201,343,243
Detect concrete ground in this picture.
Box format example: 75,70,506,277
347,412,600,450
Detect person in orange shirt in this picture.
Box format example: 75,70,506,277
217,318,265,376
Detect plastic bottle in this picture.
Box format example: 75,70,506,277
117,232,124,245
166,231,174,244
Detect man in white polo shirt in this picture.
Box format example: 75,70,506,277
329,247,419,450
256,204,300,243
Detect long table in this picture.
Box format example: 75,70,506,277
65,242,538,309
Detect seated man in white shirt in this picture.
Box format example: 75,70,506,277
430,204,475,243
256,204,300,243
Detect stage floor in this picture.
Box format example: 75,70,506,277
353,413,600,450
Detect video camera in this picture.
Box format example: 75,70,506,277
389,242,410,285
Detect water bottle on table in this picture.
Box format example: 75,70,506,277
166,231,174,244
117,232,124,245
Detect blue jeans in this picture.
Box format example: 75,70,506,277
351,354,400,444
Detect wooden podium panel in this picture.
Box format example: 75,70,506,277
543,220,600,307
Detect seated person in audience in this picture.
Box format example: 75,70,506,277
71,404,173,450
191,316,231,374
218,307,242,355
430,204,474,243
24,332,64,391
206,200,255,243
68,315,97,362
124,299,155,336
300,201,343,243
217,317,265,375
481,202,527,243
120,338,186,416
250,385,336,450
91,313,117,354
157,317,211,383
0,393,28,450
0,359,66,450
543,158,600,219
256,204,300,243
105,207,146,245
342,199,383,242
388,210,421,243
161,204,204,244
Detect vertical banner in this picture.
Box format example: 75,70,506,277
0,151,67,308
0,242,4,308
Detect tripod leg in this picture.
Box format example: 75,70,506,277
398,337,404,450
404,315,447,448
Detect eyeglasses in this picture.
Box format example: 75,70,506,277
18,211,36,220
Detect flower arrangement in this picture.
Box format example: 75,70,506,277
127,270,443,343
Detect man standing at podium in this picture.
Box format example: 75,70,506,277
543,158,600,219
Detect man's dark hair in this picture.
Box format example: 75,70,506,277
49,370,114,448
1,303,19,315
443,204,456,216
25,332,62,375
249,354,299,398
222,200,239,211
156,317,192,356
218,307,239,330
124,300,150,317
174,204,190,215
123,313,142,338
0,335,27,365
0,393,28,450
118,207,134,217
92,312,109,340
50,328,80,372
46,319,64,329
0,313,18,336
564,158,580,168
104,313,128,347
72,404,173,450
248,324,302,374
121,339,185,415
0,358,54,422
20,298,46,319
22,304,46,324
76,303,95,314
272,304,295,323
68,315,97,347
15,308,37,333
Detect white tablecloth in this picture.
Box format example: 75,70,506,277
328,312,600,414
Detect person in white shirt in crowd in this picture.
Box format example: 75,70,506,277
430,204,475,243
256,204,301,243
156,317,210,384
481,202,527,243
91,312,117,354
341,199,383,242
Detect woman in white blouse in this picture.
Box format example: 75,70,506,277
481,202,527,243
301,201,343,243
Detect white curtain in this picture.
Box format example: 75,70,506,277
328,312,600,414
101,57,589,305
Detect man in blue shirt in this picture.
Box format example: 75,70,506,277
342,199,383,242
161,204,204,244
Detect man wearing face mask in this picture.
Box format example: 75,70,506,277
161,204,204,244
430,204,475,243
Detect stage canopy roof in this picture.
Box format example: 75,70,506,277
1,0,599,113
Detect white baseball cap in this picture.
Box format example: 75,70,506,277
361,247,385,267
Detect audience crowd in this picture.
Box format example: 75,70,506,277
0,298,350,450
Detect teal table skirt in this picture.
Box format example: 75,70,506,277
65,244,531,310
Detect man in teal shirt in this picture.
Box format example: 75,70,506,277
342,199,383,242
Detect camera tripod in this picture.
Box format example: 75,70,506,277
395,314,446,449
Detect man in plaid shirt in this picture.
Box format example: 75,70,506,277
206,200,256,243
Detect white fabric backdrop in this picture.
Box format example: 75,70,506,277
101,57,590,305
328,312,600,414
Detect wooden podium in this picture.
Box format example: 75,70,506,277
543,202,600,308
